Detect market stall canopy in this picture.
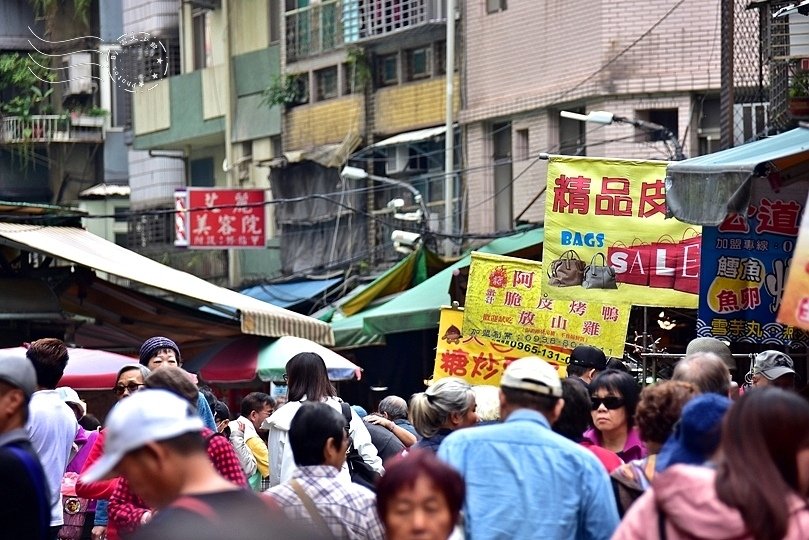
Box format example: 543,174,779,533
185,335,361,384
240,277,342,309
0,224,334,345
666,126,809,225
332,227,544,349
0,346,137,390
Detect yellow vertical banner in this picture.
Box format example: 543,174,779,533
433,307,545,386
462,252,631,363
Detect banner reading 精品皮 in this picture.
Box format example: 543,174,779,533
699,180,809,346
461,252,630,365
433,306,563,386
542,156,701,308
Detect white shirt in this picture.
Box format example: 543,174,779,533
26,390,78,526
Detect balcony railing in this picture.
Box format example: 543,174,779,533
0,115,105,144
286,0,447,62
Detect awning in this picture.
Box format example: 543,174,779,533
240,277,342,309
370,126,446,148
333,227,544,348
0,224,334,345
665,127,809,225
0,278,63,320
276,134,363,169
185,335,361,384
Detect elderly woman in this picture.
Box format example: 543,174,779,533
409,377,478,453
76,363,150,540
263,352,383,487
377,450,465,540
583,369,645,462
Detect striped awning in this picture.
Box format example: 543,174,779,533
0,223,334,345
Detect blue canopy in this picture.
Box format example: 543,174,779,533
240,277,342,308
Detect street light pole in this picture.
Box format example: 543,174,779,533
560,110,686,161
443,0,456,256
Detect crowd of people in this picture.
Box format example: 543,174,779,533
1,335,809,539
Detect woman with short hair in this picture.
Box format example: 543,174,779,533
409,377,478,453
583,369,645,462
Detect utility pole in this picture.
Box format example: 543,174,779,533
443,0,456,256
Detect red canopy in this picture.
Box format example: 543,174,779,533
2,346,138,391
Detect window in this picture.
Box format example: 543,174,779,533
315,66,338,101
377,54,398,86
190,158,215,187
515,129,529,161
113,207,129,223
434,41,446,75
405,47,431,80
288,73,310,106
192,9,213,70
634,108,679,142
487,0,507,14
114,232,128,247
270,0,281,43
559,108,586,156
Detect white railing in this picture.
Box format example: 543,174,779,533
0,115,104,144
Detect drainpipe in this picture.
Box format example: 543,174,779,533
222,0,239,287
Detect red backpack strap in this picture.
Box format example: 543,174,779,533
169,496,218,521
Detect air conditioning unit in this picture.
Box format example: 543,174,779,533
62,52,93,96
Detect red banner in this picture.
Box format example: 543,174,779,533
183,188,266,248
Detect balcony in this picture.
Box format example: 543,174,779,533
286,0,446,62
0,115,105,144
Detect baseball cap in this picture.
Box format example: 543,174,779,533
569,346,607,371
0,350,37,398
656,393,731,472
81,389,203,482
57,386,87,417
752,350,795,381
501,357,562,397
686,337,736,371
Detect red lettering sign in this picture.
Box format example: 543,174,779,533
186,189,266,249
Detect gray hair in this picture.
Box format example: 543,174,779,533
672,352,730,397
378,395,408,420
117,363,151,382
409,377,474,438
471,385,500,422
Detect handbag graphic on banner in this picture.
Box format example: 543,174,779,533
582,253,618,289
549,249,586,287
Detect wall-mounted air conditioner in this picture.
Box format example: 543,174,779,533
62,52,93,96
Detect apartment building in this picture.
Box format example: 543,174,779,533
462,0,723,234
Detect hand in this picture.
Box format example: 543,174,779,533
236,420,246,433
365,414,394,430
91,526,106,540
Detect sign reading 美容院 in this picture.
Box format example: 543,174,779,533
542,156,701,309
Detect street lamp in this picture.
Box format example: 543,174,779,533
340,166,430,233
560,110,686,161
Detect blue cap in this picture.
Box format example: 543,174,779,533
656,393,731,471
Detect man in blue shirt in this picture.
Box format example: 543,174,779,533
438,357,619,540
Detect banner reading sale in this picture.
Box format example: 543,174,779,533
542,156,701,308
462,252,631,363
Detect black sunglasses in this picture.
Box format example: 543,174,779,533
591,396,625,410
113,382,144,396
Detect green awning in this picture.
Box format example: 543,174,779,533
356,228,544,342
665,127,809,225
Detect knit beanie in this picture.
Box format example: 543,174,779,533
139,336,182,366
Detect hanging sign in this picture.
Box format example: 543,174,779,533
175,188,266,249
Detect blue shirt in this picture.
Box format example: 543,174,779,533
438,409,619,540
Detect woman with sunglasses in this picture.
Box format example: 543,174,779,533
76,364,151,540
583,369,645,462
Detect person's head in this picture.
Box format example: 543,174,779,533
57,386,86,421
656,392,731,471
212,401,231,434
285,352,336,402
25,338,69,389
81,389,206,509
566,346,608,384
240,392,275,431
634,380,698,454
716,388,809,540
113,364,151,401
589,369,641,436
553,378,592,441
138,336,181,371
672,352,731,396
376,450,465,540
288,402,348,469
351,405,368,418
144,366,199,405
378,395,408,421
410,378,477,438
686,337,736,372
748,350,796,390
499,356,564,422
471,385,501,423
0,350,38,429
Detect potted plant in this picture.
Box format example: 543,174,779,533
70,106,108,127
789,69,809,118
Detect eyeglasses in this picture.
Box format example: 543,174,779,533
113,382,144,396
591,396,625,410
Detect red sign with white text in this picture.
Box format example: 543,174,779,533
183,188,266,248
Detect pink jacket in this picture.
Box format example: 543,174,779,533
613,465,809,540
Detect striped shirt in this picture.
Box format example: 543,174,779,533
266,465,383,540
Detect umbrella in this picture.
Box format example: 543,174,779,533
186,336,362,384
0,346,138,391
